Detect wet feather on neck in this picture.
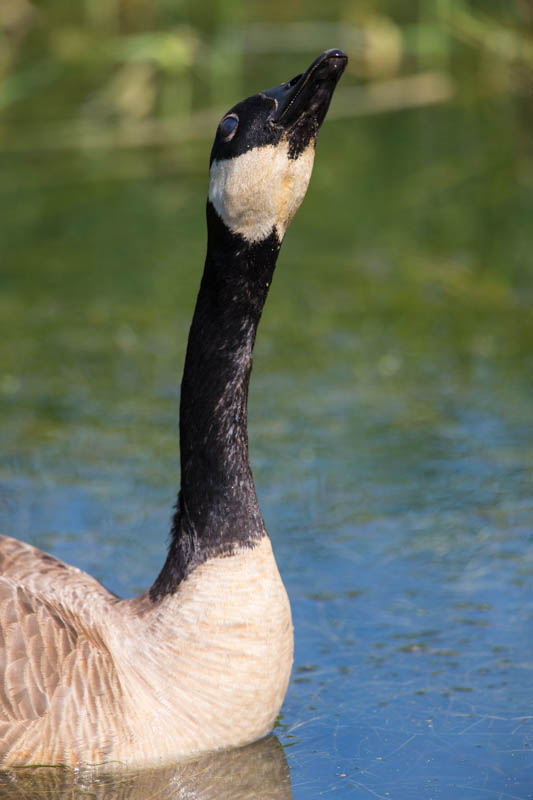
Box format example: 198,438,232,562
151,204,282,599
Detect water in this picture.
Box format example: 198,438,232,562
1,18,533,799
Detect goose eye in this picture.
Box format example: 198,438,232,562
220,115,238,139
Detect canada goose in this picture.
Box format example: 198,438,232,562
0,49,347,767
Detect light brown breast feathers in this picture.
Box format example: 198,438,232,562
0,534,293,766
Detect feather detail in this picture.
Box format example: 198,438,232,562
0,535,292,766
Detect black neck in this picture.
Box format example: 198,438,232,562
151,203,281,598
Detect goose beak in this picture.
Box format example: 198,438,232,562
263,49,347,129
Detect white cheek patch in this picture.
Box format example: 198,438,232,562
208,141,315,244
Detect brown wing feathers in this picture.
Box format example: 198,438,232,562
0,536,125,765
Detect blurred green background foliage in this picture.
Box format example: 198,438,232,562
2,0,533,296
1,0,532,502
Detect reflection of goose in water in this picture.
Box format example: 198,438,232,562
0,735,292,799
0,50,347,767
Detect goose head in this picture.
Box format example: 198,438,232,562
208,49,347,245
